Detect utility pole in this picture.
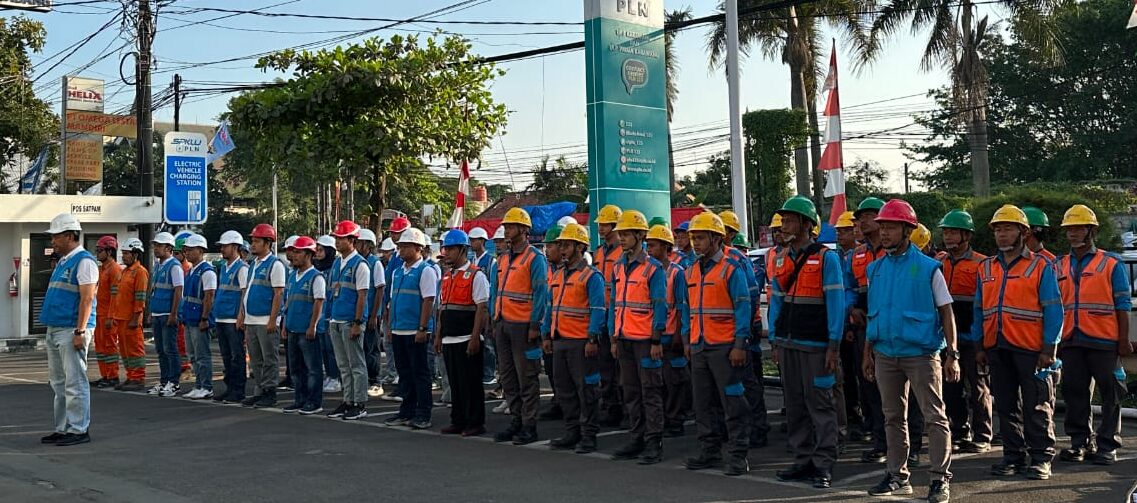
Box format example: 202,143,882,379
136,0,155,260
903,162,910,194
173,74,181,132
725,0,750,237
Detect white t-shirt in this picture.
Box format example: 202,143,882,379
392,258,441,335
371,257,386,288
63,246,100,286
930,270,952,308
190,262,218,291
242,255,287,326
215,259,248,323
151,256,184,316
442,262,490,344
329,252,371,322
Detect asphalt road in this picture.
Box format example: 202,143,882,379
1,348,1135,503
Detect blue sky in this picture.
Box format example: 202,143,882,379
13,0,989,192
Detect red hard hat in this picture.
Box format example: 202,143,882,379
388,216,411,233
875,199,918,227
332,220,361,238
250,223,277,241
292,235,317,252
96,236,119,250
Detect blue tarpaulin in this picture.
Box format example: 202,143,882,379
521,201,577,235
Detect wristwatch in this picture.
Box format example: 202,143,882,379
73,329,87,336
418,326,428,332
352,319,363,326
946,349,961,360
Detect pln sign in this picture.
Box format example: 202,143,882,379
163,132,208,225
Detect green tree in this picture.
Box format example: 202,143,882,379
665,7,694,193
526,155,588,204
225,34,508,232
0,17,57,175
844,158,889,201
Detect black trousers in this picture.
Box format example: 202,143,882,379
552,339,600,437
662,338,692,427
854,328,888,451
617,339,665,443
1059,344,1125,452
364,326,382,385
989,347,1056,464
442,340,485,428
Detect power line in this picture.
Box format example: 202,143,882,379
161,6,583,26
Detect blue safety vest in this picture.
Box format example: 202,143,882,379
317,266,332,333
179,262,215,326
213,259,245,320
244,255,280,317
391,260,434,332
149,257,179,315
40,249,97,329
364,253,379,317
329,253,368,322
866,244,945,357
284,267,320,334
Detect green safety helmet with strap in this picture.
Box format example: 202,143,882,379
647,216,668,229
731,233,749,248
1022,206,1050,228
938,209,975,232
854,197,886,218
544,224,563,244
776,195,819,225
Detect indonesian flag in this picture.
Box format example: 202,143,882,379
446,159,471,229
818,42,846,225
1128,0,1137,28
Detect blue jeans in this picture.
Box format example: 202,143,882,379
185,325,213,391
482,333,498,382
152,316,181,384
392,333,432,422
318,331,340,380
288,331,324,408
46,327,91,434
215,323,246,399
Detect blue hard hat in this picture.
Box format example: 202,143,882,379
676,221,690,232
442,229,470,248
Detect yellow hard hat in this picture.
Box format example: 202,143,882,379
812,224,820,237
556,223,590,246
502,207,533,228
770,213,783,228
989,204,1029,228
719,210,742,232
689,212,726,236
614,210,649,232
835,211,856,228
646,224,675,245
910,223,931,250
595,204,622,224
1061,204,1098,227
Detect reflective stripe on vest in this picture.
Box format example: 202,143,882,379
284,268,319,333
979,254,1045,351
180,262,215,324
688,256,738,346
613,258,658,340
664,262,682,336
850,244,886,306
40,250,97,328
494,246,537,323
329,254,367,321
149,258,178,314
391,260,432,332
772,246,832,343
214,260,245,319
439,265,479,338
245,255,280,317
1059,250,1120,342
551,266,596,339
941,248,986,337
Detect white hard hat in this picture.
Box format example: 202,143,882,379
45,213,82,234
397,227,429,247
557,216,577,227
492,226,505,240
121,238,145,252
379,237,396,251
152,232,176,246
358,228,378,244
184,234,209,249
316,235,336,248
217,230,244,246
469,227,489,240
283,235,299,249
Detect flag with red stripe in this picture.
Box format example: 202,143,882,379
819,42,846,225
446,160,471,229
1128,0,1137,28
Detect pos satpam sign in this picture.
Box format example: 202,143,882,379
164,132,209,225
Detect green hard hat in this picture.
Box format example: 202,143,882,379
174,237,186,251
1022,206,1049,228
731,233,749,248
854,197,886,218
938,209,975,232
777,195,819,225
648,216,668,228
544,224,563,243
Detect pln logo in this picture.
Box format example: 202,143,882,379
172,137,203,153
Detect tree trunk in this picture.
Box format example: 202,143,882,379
807,99,825,213
969,113,991,197
790,65,811,198
368,165,386,231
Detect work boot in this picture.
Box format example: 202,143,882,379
494,418,522,443
860,449,887,464
1026,461,1051,480
575,436,598,454
637,440,662,465
990,459,1028,476
241,395,261,407
538,403,564,421
723,457,750,476
776,463,816,482
684,453,723,471
927,480,950,503
549,432,582,450
118,380,145,392
254,390,277,408
97,378,119,389
1088,450,1117,465
512,424,538,445
611,438,646,461
957,440,991,454
1059,446,1090,462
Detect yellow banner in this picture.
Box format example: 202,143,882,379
65,110,137,138
64,136,103,181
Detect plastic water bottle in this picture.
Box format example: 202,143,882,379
1034,358,1063,381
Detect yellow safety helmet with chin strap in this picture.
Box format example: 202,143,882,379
646,225,675,245
1060,204,1099,227
910,223,932,250
689,212,726,236
502,207,533,228
835,211,856,229
719,210,742,233
989,204,1029,228
556,223,591,247
595,204,622,224
614,210,650,232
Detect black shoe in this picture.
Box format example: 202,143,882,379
495,419,522,443
1059,446,1089,462
637,441,662,465
212,392,227,402
927,480,950,503
40,432,66,444
861,449,887,463
343,404,368,421
55,432,90,446
326,403,350,418
512,425,538,445
685,454,724,470
957,440,991,454
776,464,816,482
97,378,119,389
1026,461,1051,480
240,395,260,407
223,395,245,404
611,438,646,460
282,403,303,413
749,435,768,448
277,379,292,390
1088,450,1116,465
549,433,581,451
89,378,106,387
538,405,564,421
254,391,277,408
813,469,832,489
908,453,922,468
575,436,598,454
869,474,913,496
991,460,1028,476
664,425,685,438
850,429,870,442
723,457,750,476
991,432,1002,446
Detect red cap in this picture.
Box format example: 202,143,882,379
292,236,317,252
332,220,361,238
96,236,118,250
388,216,411,233
875,199,918,227
250,223,277,241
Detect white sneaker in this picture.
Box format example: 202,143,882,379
159,382,177,397
367,385,384,397
492,401,508,414
183,388,202,399
147,383,163,395
321,377,332,390
327,379,342,393
198,389,213,400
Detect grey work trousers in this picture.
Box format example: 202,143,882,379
874,353,953,483
244,324,279,396
552,338,600,438
779,345,839,471
692,345,750,461
617,339,665,443
1059,344,1126,453
496,320,541,426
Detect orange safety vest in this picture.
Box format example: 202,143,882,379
979,253,1046,351
765,246,782,302
612,256,659,340
439,265,479,338
111,262,149,321
849,242,886,308
97,260,122,316
550,264,596,339
597,242,622,306
1058,250,1121,342
663,262,682,336
941,248,986,336
688,254,739,346
495,246,537,323
772,244,831,343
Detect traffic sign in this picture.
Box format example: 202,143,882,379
163,132,209,225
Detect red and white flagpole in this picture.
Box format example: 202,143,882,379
819,41,847,226
447,159,471,229
1128,0,1137,28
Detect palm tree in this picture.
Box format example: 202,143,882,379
665,7,694,198
708,0,874,202
870,0,1061,196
